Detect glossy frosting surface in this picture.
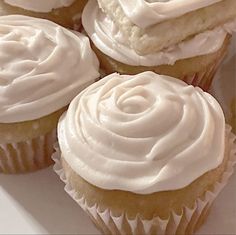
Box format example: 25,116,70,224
58,72,225,194
83,0,234,66
0,15,99,123
4,0,75,12
117,0,223,27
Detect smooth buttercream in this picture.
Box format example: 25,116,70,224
83,1,236,66
4,0,75,13
117,0,223,28
58,71,225,194
0,15,99,123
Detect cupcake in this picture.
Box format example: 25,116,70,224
230,99,236,133
54,72,236,235
82,0,236,91
0,0,88,29
0,15,99,174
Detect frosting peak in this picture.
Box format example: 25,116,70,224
58,72,225,194
0,15,99,123
4,0,75,13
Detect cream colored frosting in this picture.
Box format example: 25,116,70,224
83,0,235,66
4,0,75,12
118,0,223,28
0,15,99,123
58,72,225,194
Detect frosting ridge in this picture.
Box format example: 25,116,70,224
58,72,225,194
0,15,99,123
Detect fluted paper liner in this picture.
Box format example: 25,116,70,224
99,54,225,92
98,60,222,92
0,128,57,174
181,57,223,92
53,125,236,235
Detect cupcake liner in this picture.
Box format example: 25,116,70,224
98,52,225,92
173,36,228,92
53,125,236,235
181,50,226,91
0,128,57,174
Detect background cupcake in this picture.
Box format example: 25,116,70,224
82,0,236,91
230,99,236,133
0,0,88,29
55,72,236,235
0,15,99,174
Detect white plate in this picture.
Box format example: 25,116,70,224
0,35,235,235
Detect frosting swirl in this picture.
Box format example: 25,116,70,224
83,0,234,66
4,0,75,12
0,15,99,123
58,72,225,194
118,0,223,28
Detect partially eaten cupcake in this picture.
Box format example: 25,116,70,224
82,0,236,90
55,71,236,235
0,0,88,29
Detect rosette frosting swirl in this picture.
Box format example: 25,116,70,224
0,15,99,123
58,72,225,194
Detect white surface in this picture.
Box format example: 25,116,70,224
0,36,235,235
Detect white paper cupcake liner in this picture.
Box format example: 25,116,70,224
53,125,236,235
184,34,230,92
182,63,216,91
0,128,57,174
181,49,226,92
99,56,224,93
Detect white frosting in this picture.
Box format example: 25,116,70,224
118,0,223,28
58,72,225,194
83,1,236,66
4,0,75,13
0,15,99,123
